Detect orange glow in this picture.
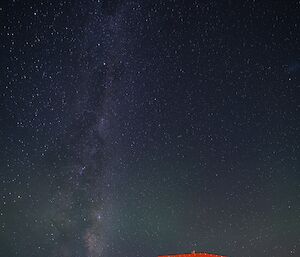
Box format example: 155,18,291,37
158,253,226,257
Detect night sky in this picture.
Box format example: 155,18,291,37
0,1,299,257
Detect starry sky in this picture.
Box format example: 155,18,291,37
0,1,299,257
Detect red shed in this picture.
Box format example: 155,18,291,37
158,251,226,257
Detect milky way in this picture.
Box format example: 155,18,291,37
1,1,136,256
0,1,299,257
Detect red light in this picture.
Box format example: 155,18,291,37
158,252,226,257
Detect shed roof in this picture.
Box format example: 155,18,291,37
158,252,226,257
